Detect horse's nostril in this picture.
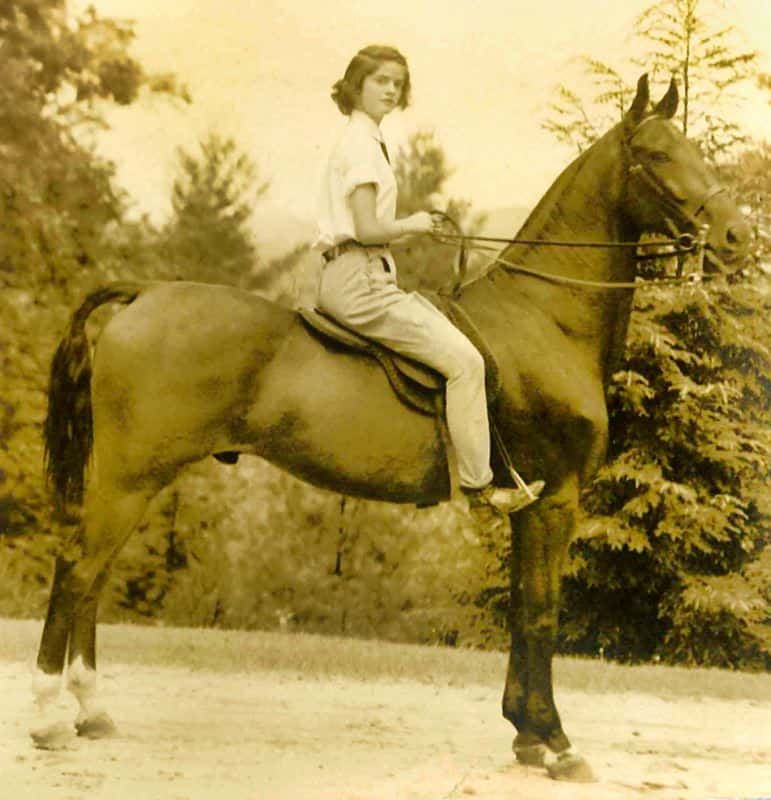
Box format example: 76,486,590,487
726,221,751,248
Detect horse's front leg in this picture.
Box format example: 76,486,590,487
502,475,596,782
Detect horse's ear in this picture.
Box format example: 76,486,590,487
626,74,650,126
653,77,679,119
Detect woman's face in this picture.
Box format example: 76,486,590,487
355,61,406,123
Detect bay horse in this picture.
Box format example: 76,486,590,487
32,75,749,780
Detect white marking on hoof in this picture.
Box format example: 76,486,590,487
67,656,115,736
545,748,597,783
513,741,549,767
67,656,96,696
30,721,77,751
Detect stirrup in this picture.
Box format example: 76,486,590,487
463,481,545,515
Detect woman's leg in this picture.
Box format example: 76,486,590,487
318,250,492,487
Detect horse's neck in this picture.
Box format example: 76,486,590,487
513,131,633,281
498,130,637,380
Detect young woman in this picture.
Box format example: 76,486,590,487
314,45,543,514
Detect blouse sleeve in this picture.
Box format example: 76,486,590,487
336,133,381,198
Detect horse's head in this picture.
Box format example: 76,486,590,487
621,74,751,272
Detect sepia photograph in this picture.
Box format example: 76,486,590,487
0,0,769,798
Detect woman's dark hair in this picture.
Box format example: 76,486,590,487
331,45,411,115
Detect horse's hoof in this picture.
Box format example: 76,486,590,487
546,750,597,783
513,742,549,767
30,721,77,751
75,711,117,739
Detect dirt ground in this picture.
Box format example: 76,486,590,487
0,661,768,800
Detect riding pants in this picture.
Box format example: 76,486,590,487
317,246,494,489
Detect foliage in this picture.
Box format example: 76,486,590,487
0,0,187,615
542,61,632,153
159,132,268,286
560,278,771,668
543,0,758,161
720,142,771,266
537,0,770,670
93,459,504,648
633,0,756,147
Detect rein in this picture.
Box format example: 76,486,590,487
430,114,725,295
431,230,698,253
431,225,710,293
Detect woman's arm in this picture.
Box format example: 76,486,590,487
350,184,434,245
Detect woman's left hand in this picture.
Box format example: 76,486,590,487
429,211,447,236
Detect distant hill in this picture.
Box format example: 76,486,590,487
478,205,531,238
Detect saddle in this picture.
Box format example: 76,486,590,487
297,297,501,416
213,296,501,466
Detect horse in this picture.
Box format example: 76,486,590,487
31,74,750,781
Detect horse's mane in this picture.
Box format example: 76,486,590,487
512,122,626,246
513,149,592,242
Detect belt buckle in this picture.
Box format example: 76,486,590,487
324,240,354,263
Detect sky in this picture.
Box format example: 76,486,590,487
85,0,771,246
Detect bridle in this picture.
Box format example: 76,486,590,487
431,115,729,295
623,114,727,241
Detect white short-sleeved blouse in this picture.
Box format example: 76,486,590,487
314,110,397,268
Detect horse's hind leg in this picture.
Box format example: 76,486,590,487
67,563,120,739
31,482,155,748
31,553,78,748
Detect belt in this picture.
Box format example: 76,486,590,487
322,240,386,263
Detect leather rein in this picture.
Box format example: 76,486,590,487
431,116,727,295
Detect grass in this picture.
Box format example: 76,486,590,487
4,617,770,703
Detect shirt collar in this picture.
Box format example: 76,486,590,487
349,109,385,143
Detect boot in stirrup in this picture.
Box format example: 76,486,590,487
462,481,545,516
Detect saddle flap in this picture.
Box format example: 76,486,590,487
298,307,444,392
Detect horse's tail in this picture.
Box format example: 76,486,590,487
44,282,147,511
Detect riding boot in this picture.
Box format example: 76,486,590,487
462,481,545,516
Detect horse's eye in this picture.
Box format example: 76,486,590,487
648,151,671,164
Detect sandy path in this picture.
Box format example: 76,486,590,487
0,661,768,800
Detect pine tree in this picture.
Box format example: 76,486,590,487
159,133,268,286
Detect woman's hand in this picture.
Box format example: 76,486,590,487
350,184,442,243
401,211,441,236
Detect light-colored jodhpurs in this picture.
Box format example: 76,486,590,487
317,246,493,489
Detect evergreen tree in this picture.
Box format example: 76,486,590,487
561,278,770,668
160,133,268,286
633,0,757,157
543,61,631,154
543,0,758,161
538,1,769,668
